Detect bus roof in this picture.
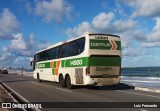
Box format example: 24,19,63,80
89,33,120,38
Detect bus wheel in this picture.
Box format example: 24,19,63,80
66,75,74,89
37,74,42,82
59,75,66,87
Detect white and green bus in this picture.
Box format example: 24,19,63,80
31,32,121,88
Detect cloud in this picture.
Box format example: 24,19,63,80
10,33,28,50
122,47,160,67
32,0,73,22
146,17,160,42
119,28,145,49
9,33,50,55
0,52,13,61
0,33,51,68
66,22,92,38
141,42,160,48
0,8,19,39
38,40,51,50
112,19,136,32
2,46,8,52
66,12,136,38
122,47,145,57
142,17,160,47
8,33,50,52
123,0,160,17
2,33,49,58
13,57,31,68
4,33,35,58
91,12,135,33
116,17,160,49
92,12,115,29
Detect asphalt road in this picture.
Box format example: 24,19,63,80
0,73,160,111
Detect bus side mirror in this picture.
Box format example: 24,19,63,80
30,60,33,66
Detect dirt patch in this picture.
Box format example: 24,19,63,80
0,84,15,111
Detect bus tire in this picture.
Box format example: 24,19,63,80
37,74,42,82
59,75,66,87
66,75,74,89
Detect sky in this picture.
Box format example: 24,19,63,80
0,0,160,68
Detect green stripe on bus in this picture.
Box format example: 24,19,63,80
61,60,65,67
38,56,121,69
54,61,56,68
38,62,50,68
61,57,89,67
52,69,55,75
89,57,121,66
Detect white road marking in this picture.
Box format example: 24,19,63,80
30,81,72,92
54,87,72,92
116,90,160,99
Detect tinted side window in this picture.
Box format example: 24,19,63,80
69,37,85,56
54,47,60,59
61,43,70,58
34,54,37,63
59,37,85,58
36,37,85,61
33,54,36,71
65,44,70,57
37,53,40,62
45,50,49,60
48,48,54,60
72,41,77,56
77,38,85,54
40,52,44,61
39,51,49,61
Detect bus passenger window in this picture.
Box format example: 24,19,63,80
49,49,54,60
73,42,77,56
76,38,85,55
54,47,60,59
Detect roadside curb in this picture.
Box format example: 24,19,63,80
135,87,160,93
0,81,41,111
0,81,18,103
0,82,27,111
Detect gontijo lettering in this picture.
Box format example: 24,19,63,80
90,42,111,47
